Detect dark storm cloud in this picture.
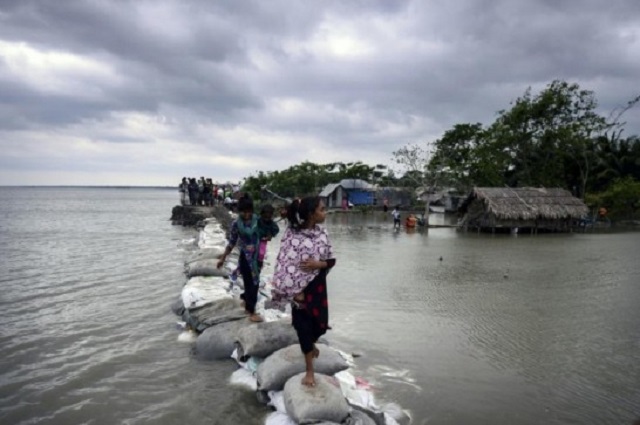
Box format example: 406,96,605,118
0,0,638,185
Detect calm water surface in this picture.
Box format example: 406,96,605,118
0,187,639,425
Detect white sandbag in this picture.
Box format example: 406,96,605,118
236,320,299,360
334,371,376,410
186,259,229,278
257,344,349,391
383,414,400,425
229,368,257,391
264,411,297,425
267,390,287,413
261,308,289,323
185,246,226,263
177,330,198,343
181,276,231,309
348,405,386,425
381,403,410,425
198,228,227,249
195,319,253,360
283,373,350,424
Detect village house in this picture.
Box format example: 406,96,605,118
458,187,589,233
319,179,376,208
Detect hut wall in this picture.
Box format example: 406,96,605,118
348,190,374,205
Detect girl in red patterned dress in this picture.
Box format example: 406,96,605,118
271,197,336,387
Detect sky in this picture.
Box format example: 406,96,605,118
1,0,639,186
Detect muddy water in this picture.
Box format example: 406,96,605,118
325,212,640,425
0,188,638,425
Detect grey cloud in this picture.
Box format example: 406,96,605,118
0,0,638,184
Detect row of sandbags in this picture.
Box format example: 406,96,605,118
174,217,411,425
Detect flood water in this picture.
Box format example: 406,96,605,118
0,187,639,425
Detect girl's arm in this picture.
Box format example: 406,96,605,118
299,258,336,272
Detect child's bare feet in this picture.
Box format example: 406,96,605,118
301,372,315,387
249,313,263,322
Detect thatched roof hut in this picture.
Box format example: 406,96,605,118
458,187,589,232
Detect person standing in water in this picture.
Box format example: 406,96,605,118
217,194,263,322
271,197,336,387
392,205,401,229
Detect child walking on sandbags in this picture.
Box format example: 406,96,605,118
217,194,263,323
229,203,279,281
271,197,336,387
257,204,279,271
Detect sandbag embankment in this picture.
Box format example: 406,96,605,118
185,246,226,264
171,205,233,227
183,298,247,332
186,259,230,278
284,373,350,424
195,318,254,360
180,276,247,332
236,319,300,360
257,344,349,391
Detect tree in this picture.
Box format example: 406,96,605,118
241,161,380,202
489,81,611,196
585,176,640,219
429,123,507,189
426,80,634,198
392,143,441,221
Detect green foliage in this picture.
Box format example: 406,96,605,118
585,177,640,218
242,161,378,201
421,80,639,197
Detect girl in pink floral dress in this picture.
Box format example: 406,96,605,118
271,197,336,387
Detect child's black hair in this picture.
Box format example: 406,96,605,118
237,193,253,213
260,204,275,216
287,197,321,231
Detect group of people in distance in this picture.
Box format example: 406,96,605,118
391,204,425,229
217,194,334,388
178,177,235,207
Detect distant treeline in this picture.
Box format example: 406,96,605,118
242,80,640,217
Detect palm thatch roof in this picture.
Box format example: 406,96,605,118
464,187,588,220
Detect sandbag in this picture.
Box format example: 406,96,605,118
183,298,246,332
257,344,349,391
195,319,253,360
236,320,299,360
283,373,349,424
381,403,410,425
198,228,227,249
346,403,385,425
186,259,229,278
170,296,185,316
181,276,231,309
185,247,226,264
345,409,378,425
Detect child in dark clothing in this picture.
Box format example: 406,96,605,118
257,204,279,271
217,195,263,322
228,204,279,284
